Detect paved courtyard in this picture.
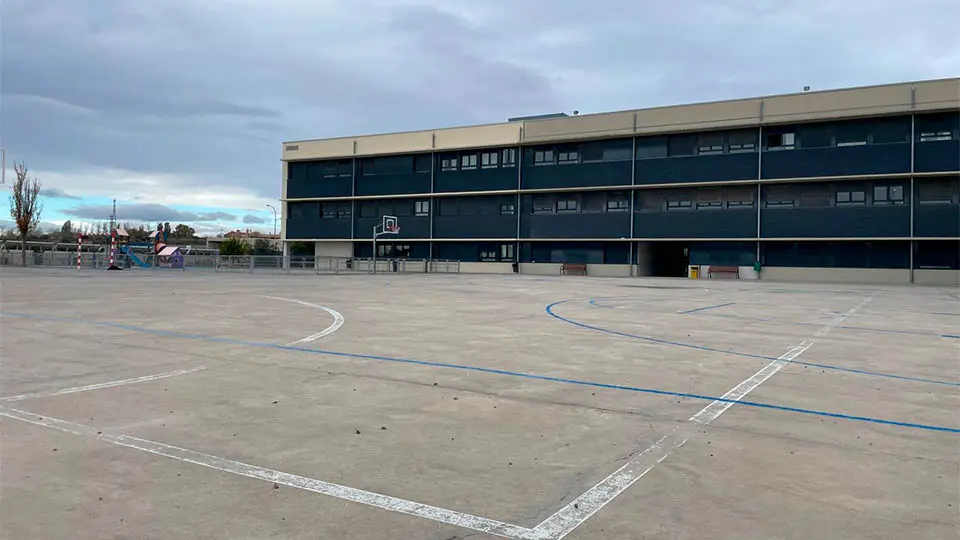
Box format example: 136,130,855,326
1,269,957,539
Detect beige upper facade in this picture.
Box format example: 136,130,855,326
282,77,960,162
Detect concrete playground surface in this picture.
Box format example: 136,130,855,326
0,269,957,540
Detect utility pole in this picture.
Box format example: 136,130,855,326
109,199,117,232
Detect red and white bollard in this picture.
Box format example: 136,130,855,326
76,235,82,270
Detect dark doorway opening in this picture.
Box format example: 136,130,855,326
650,242,689,277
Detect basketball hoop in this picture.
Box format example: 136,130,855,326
372,215,400,274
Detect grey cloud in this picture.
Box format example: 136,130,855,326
62,203,235,223
4,0,960,213
41,187,82,199
242,214,266,224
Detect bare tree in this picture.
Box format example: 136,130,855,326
8,161,43,266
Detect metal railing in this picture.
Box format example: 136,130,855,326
0,251,461,275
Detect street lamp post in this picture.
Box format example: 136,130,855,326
266,204,278,236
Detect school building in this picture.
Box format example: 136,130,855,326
280,77,959,284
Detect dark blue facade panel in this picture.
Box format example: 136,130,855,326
914,205,960,237
761,144,911,178
435,168,516,193
433,216,517,238
689,242,757,266
354,216,430,239
286,218,351,239
762,241,910,268
521,213,631,239
287,177,352,198
915,140,960,173
355,173,430,196
287,160,353,198
521,161,631,190
761,207,910,238
633,209,756,238
635,153,758,184
521,241,629,264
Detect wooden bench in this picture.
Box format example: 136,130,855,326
561,262,588,276
708,265,740,279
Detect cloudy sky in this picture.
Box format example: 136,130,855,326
3,0,959,235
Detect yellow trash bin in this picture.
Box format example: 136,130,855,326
689,265,700,279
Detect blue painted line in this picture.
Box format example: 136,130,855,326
548,300,959,387
3,310,958,434
677,302,736,315
597,299,958,339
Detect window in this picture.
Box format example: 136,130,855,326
460,154,478,170
359,202,378,218
500,202,516,215
919,131,953,142
458,198,477,215
836,189,866,205
728,129,758,153
766,132,796,150
481,151,499,168
726,187,755,208
638,192,664,211
440,157,457,171
502,148,517,167
533,149,554,165
606,193,630,212
697,132,724,155
695,189,722,209
557,199,579,213
532,196,553,214
918,181,955,204
414,154,431,173
500,244,515,261
799,188,831,207
557,148,579,163
337,207,352,218
439,199,457,216
289,202,315,220
414,200,430,216
668,134,697,157
479,249,498,262
873,185,905,205
321,203,338,219
666,192,693,210
321,162,338,178
765,187,795,207
636,137,668,159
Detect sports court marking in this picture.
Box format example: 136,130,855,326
256,295,344,345
0,405,531,539
530,296,869,540
0,367,205,402
1,310,957,431
547,299,959,387
2,295,913,540
676,302,735,314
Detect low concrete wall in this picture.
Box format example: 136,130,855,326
759,267,910,284
519,263,563,275
914,269,960,286
459,262,515,274
586,264,632,277
314,241,352,258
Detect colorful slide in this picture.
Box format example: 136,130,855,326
120,245,150,268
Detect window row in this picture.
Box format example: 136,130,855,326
636,187,757,211
438,197,517,216
439,148,518,171
764,183,906,208
358,199,431,218
529,191,631,214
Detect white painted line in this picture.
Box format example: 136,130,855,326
257,295,344,345
0,367,206,402
528,295,874,540
0,405,531,539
